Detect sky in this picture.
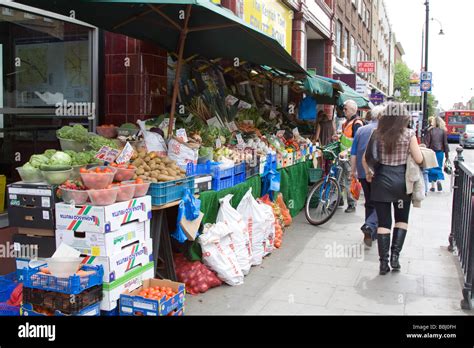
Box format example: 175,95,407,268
384,0,474,110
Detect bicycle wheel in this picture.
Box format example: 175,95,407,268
305,177,341,226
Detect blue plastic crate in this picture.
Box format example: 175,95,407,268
149,177,195,206
101,307,120,316
212,175,234,191
186,162,212,176
233,162,246,175
0,303,20,316
0,273,19,302
210,164,234,179
233,172,246,186
20,265,104,295
21,302,101,316
264,154,277,172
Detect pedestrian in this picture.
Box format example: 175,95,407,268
314,111,336,147
339,100,364,213
362,103,423,275
350,105,385,247
424,116,449,192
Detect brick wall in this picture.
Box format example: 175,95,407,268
103,32,168,125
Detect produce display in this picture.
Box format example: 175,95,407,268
174,254,222,295
138,286,179,301
80,166,116,190
58,180,88,205
131,150,186,183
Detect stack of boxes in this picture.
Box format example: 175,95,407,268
54,196,154,313
7,182,59,270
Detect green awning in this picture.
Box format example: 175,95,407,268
337,82,372,109
303,76,336,98
18,0,306,74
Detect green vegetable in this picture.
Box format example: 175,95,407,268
18,163,43,182
43,149,57,159
40,164,72,171
88,136,119,151
29,154,49,168
50,151,72,166
120,123,138,130
57,124,89,143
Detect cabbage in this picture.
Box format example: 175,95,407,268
29,154,49,168
43,149,57,159
22,162,38,173
49,151,72,166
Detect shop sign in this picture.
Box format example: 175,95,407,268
242,0,293,53
356,61,376,73
356,77,369,97
369,93,385,105
409,85,422,97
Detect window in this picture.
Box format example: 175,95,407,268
362,2,366,21
335,21,342,58
358,0,363,16
351,36,357,66
352,0,356,6
344,29,350,61
366,10,370,27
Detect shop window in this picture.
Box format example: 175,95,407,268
0,5,95,182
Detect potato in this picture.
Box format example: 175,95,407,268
138,175,148,180
136,168,145,175
133,174,138,180
132,159,143,167
161,156,172,165
179,168,186,174
144,156,151,163
151,178,158,183
157,174,175,182
139,152,146,159
143,164,151,172
167,169,178,177
150,172,159,179
149,152,158,159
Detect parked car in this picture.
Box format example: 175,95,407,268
460,125,474,148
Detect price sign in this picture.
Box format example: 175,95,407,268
95,146,120,163
176,128,188,143
292,127,300,136
238,100,252,110
185,114,194,123
115,142,134,164
216,138,222,148
225,95,239,106
228,121,239,132
207,117,222,128
236,133,245,146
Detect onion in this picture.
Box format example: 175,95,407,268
197,283,209,293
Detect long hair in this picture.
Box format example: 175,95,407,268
433,116,447,131
376,103,411,154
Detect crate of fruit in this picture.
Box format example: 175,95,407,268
23,285,102,315
120,278,185,316
0,272,19,302
20,265,103,295
149,177,195,206
21,302,101,316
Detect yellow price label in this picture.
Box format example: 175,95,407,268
91,246,101,257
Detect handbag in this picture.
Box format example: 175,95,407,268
364,130,379,171
444,158,452,175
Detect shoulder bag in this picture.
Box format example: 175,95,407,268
364,129,379,171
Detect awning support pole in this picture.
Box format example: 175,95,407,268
168,4,192,139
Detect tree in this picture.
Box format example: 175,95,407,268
394,61,436,117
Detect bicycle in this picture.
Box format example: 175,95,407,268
305,142,349,226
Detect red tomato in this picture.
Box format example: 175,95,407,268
79,168,88,173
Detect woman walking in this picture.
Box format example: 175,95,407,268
424,116,449,192
363,104,423,275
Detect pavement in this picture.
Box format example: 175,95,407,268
186,146,473,315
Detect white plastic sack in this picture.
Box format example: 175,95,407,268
198,222,244,286
236,188,266,266
167,138,199,170
216,194,252,275
259,201,276,257
137,120,167,156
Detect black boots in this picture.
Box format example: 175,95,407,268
390,228,407,271
377,234,391,275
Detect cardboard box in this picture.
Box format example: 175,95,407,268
8,206,55,229
21,302,101,316
100,261,154,311
8,182,59,209
55,220,150,257
194,176,212,193
12,234,56,259
81,238,153,283
120,278,185,316
55,196,152,233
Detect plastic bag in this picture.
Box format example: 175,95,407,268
261,169,280,199
198,222,244,286
350,178,362,201
276,193,292,226
216,194,252,275
261,194,284,249
259,201,275,257
172,189,201,243
168,137,199,170
137,120,167,156
236,188,267,266
174,254,222,295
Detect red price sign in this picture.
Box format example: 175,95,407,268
356,61,376,73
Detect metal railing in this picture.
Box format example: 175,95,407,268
449,147,474,310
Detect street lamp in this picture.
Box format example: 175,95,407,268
421,0,445,134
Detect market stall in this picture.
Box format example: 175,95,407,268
1,0,372,318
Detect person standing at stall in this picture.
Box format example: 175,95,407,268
362,103,423,275
315,111,337,147
423,116,449,192
339,100,364,213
